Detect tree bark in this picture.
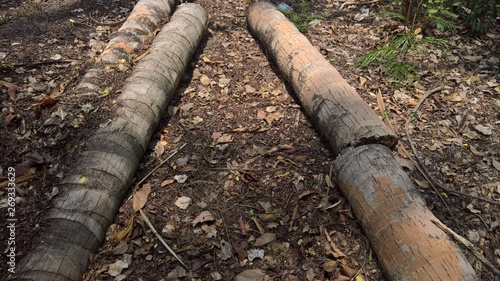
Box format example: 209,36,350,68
99,0,180,65
247,2,477,280
77,0,180,96
11,4,207,281
247,1,397,155
335,145,477,281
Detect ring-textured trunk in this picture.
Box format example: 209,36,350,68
12,4,208,281
247,1,397,155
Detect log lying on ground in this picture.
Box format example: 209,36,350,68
335,145,477,280
247,2,477,280
77,0,180,96
99,0,180,65
12,4,207,281
247,2,397,155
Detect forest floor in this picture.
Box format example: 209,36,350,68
0,0,499,280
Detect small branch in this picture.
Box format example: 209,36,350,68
139,209,187,268
251,216,265,234
432,219,500,277
404,86,453,217
134,143,187,189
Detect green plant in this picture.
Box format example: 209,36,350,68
355,33,448,84
382,0,459,33
278,1,324,33
462,0,498,33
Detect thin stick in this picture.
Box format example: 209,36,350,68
404,87,499,206
432,219,500,277
135,143,187,188
139,209,187,268
404,86,454,218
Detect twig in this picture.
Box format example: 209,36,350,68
404,86,454,217
404,87,500,206
288,203,299,232
251,216,265,234
432,219,500,277
139,209,187,268
135,143,187,188
322,226,346,259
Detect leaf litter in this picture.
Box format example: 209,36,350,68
1,0,498,280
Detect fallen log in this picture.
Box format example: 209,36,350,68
247,1,397,155
247,2,477,280
77,0,180,96
99,0,180,65
11,4,207,281
334,145,477,280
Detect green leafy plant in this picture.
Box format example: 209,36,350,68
462,0,498,33
397,0,459,33
355,33,448,84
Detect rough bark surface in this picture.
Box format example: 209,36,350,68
12,4,208,281
248,2,477,280
334,145,477,280
247,2,397,155
77,0,180,97
99,0,180,65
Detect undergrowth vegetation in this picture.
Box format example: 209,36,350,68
276,0,499,85
355,34,448,84
355,0,498,85
277,1,324,32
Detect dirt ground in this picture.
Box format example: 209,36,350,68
1,0,499,280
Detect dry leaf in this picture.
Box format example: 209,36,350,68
247,248,264,261
192,116,203,124
175,196,192,209
133,183,151,212
298,190,316,200
108,259,129,277
216,133,233,143
0,80,17,100
4,112,16,125
192,210,215,226
239,216,248,236
220,239,233,260
245,84,256,93
492,159,500,172
110,215,135,242
265,106,277,113
257,109,266,119
160,179,174,187
200,75,210,85
254,233,276,247
233,269,265,281
232,127,248,132
358,76,367,87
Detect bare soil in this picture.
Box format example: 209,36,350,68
1,0,498,280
